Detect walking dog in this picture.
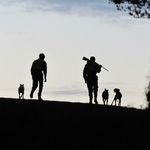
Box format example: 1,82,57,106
111,88,122,106
18,84,24,99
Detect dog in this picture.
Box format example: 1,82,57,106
102,88,109,105
111,88,122,106
18,84,24,99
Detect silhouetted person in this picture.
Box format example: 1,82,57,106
18,84,24,99
102,88,109,105
111,88,122,106
83,56,101,104
30,53,47,100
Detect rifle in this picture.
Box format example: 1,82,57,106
82,56,109,72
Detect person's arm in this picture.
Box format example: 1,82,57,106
96,63,102,73
43,61,47,82
83,65,87,83
31,61,34,76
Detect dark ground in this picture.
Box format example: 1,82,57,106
0,97,149,149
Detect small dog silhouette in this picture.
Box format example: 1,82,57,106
102,88,109,105
18,84,24,99
111,88,122,106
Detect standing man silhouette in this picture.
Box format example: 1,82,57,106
83,56,101,104
30,53,47,100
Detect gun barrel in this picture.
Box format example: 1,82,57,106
82,57,89,61
102,66,109,72
82,56,109,72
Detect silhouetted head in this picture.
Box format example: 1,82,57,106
90,56,95,63
19,84,24,90
39,53,45,60
114,88,120,93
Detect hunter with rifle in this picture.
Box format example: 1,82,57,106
83,56,108,104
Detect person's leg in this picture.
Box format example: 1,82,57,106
30,78,38,98
94,77,98,104
94,89,98,104
87,82,93,104
38,79,43,100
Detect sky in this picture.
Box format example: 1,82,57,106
0,0,150,108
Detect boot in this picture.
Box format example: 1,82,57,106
30,91,33,99
38,93,43,101
89,96,93,104
94,99,98,104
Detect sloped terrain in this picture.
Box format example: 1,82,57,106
0,98,149,149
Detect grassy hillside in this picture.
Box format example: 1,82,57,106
0,97,149,149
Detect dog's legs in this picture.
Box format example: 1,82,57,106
106,99,108,105
115,100,117,106
118,99,121,106
111,100,114,105
21,93,24,99
103,99,105,105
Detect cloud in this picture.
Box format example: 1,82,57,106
50,89,86,96
0,0,117,16
45,84,87,96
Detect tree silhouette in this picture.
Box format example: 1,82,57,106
109,0,150,19
145,81,150,109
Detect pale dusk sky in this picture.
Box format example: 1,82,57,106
0,0,150,108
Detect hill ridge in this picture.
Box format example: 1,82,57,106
0,97,149,149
